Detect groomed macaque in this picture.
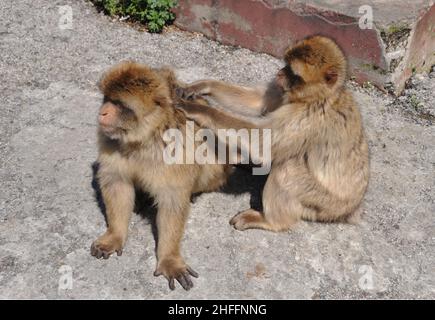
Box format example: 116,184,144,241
178,36,370,231
91,62,232,290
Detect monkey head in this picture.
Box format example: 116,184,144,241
97,62,172,141
276,36,347,103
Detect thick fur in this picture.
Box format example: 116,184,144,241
178,36,369,231
92,62,232,291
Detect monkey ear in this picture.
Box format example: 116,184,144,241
324,67,338,85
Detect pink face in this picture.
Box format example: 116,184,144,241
98,102,120,135
275,68,287,89
99,102,118,126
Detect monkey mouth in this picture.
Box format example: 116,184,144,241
100,125,123,138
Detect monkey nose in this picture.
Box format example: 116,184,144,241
99,114,110,126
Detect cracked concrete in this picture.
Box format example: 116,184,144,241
0,0,434,299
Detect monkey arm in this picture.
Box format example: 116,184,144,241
91,173,135,258
101,179,134,236
186,80,266,116
178,100,272,168
179,100,270,131
153,190,198,290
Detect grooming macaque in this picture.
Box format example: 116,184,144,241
178,36,369,231
91,62,231,290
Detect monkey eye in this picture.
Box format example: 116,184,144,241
104,98,132,111
117,101,130,110
283,65,304,88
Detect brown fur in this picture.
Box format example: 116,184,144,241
178,36,370,232
91,61,232,291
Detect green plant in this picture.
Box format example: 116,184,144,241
362,81,374,90
386,23,409,35
409,94,421,110
92,0,177,33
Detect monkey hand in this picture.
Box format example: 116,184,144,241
174,86,191,101
180,81,210,101
90,232,124,259
154,257,199,291
176,101,212,128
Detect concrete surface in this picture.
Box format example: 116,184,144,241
174,0,435,92
0,0,434,299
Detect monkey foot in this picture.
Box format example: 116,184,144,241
90,234,124,260
154,258,199,291
230,209,265,231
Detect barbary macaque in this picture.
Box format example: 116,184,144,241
178,35,370,231
91,62,232,290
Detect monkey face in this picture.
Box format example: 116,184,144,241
282,36,347,102
275,65,305,91
98,62,173,141
98,100,138,139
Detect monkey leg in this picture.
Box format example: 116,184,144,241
153,194,198,291
230,161,357,231
91,180,135,259
230,200,315,232
230,167,318,232
283,165,357,223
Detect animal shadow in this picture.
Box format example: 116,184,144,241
220,165,268,211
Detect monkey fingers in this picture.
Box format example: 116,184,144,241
90,233,124,260
90,243,122,259
177,87,206,103
182,82,210,100
174,86,195,101
154,264,198,291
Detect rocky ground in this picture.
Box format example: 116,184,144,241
0,0,433,299
391,67,435,126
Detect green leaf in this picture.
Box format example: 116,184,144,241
91,0,177,33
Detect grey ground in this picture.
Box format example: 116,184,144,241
0,0,434,299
